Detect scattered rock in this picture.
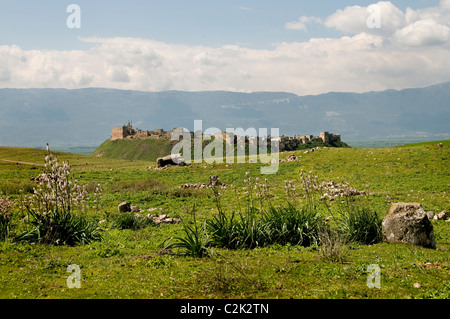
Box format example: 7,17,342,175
146,166,169,171
437,210,449,220
382,203,436,249
118,201,131,213
426,211,435,220
280,154,299,163
316,181,367,201
180,175,229,189
149,214,181,225
130,205,141,213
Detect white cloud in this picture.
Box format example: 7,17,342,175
441,0,450,11
325,1,406,35
394,19,450,46
285,16,323,32
0,2,449,95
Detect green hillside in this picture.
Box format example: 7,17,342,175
93,136,351,162
396,139,450,148
92,138,176,162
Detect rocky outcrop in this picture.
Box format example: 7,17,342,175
382,203,436,249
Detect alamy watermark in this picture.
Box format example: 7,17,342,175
367,4,381,29
366,264,381,289
66,4,81,29
170,120,280,174
66,264,81,288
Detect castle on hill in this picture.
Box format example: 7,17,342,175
110,122,341,152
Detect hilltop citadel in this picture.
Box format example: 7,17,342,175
111,122,341,152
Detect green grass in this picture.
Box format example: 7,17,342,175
0,142,448,299
396,140,450,148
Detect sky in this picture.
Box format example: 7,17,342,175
0,0,449,95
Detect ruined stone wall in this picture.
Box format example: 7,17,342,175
320,132,341,144
111,127,126,140
111,124,340,150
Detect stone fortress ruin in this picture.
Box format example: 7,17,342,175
111,121,174,141
111,122,341,152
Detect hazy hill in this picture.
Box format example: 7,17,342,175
0,82,449,148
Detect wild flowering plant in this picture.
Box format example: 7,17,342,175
0,194,12,240
18,153,101,245
91,183,103,211
299,169,322,212
23,153,88,216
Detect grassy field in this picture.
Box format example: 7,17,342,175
0,142,449,299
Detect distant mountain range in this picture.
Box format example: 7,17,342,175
0,82,449,148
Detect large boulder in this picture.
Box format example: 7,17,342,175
382,203,436,249
156,154,186,168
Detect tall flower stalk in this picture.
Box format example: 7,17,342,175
18,153,100,245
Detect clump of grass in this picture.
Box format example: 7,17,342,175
262,203,320,247
109,212,154,230
338,207,382,245
164,206,212,257
16,209,101,246
318,223,348,263
207,210,238,249
207,204,321,250
207,172,322,250
17,153,102,246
